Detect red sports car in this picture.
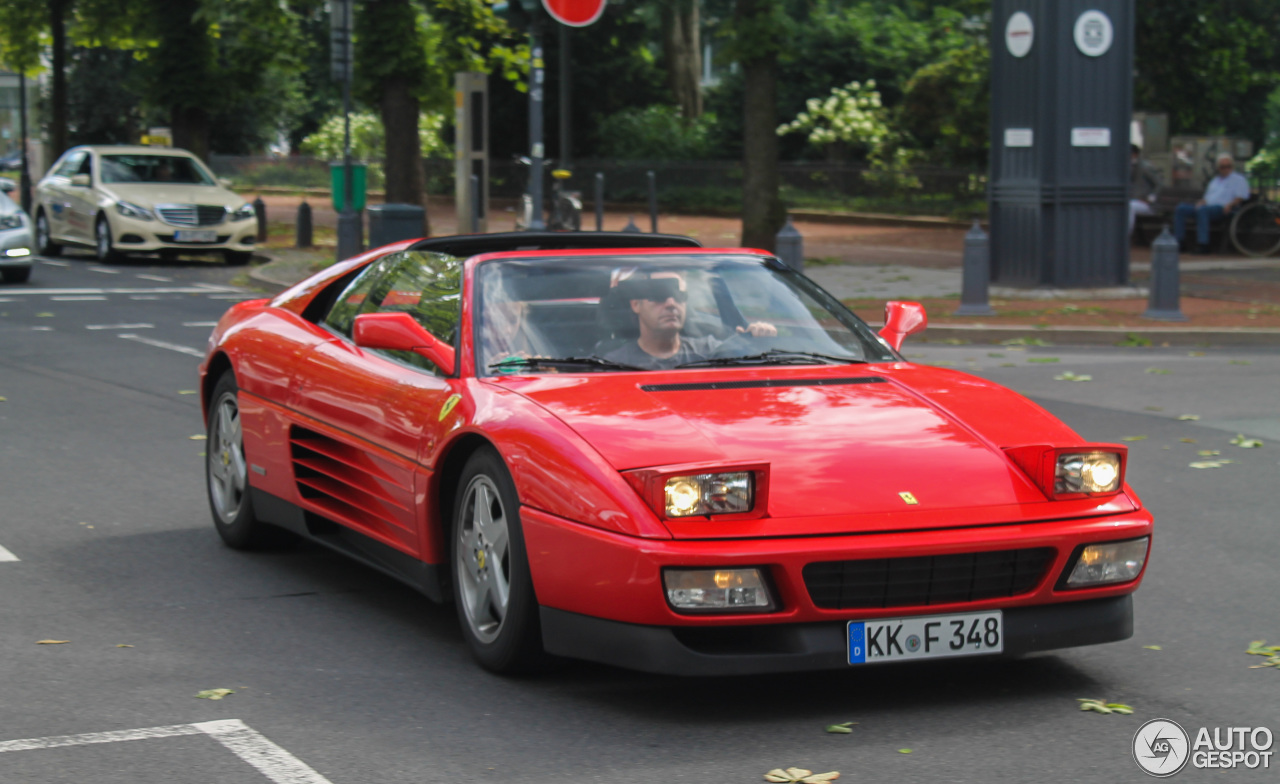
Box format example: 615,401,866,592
199,231,1152,675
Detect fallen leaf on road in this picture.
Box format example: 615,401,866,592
1145,368,1172,375
1028,357,1060,363
36,640,69,645
1177,414,1200,421
1144,645,1163,650
0,396,6,402
1245,640,1280,670
35,312,54,318
195,688,234,700
1189,461,1225,469
1188,351,1206,357
1179,438,1197,443
116,644,134,648
189,434,207,440
1230,434,1263,448
1003,337,1050,346
1000,363,1017,367
1229,360,1251,365
987,353,1004,358
1144,406,1164,411
1197,450,1221,456
898,749,913,754
1078,698,1133,715
178,390,198,395
764,768,840,783
1053,371,1092,381
1121,435,1147,442
824,722,857,734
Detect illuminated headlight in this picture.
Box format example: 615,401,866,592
1056,451,1121,494
1064,537,1149,588
0,213,22,230
4,247,30,257
664,472,752,517
663,568,775,612
230,203,255,221
115,201,154,221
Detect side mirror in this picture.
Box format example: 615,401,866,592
878,301,927,352
70,174,91,188
218,177,233,189
353,312,455,376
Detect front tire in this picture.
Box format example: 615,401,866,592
1,266,31,283
451,447,545,673
35,210,61,256
206,371,275,549
224,250,253,266
95,215,120,263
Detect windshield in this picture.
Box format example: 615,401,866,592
100,154,215,185
474,255,896,375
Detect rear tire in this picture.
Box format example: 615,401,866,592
451,446,545,673
1229,202,1280,258
35,210,61,256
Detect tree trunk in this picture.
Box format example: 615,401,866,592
738,0,783,252
49,0,70,157
661,0,702,119
171,106,210,161
379,76,430,236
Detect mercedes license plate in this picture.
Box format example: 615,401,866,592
848,610,1002,665
175,229,217,243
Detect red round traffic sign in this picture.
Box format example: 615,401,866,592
541,0,606,27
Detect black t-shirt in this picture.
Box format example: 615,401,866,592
603,335,727,370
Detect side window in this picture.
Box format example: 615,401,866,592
54,151,87,178
321,250,462,374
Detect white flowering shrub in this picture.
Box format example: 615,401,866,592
777,80,890,150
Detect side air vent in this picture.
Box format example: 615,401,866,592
289,426,415,536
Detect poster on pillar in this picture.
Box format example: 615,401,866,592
541,0,606,27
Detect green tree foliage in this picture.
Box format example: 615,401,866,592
899,41,989,168
596,105,717,160
1135,0,1280,143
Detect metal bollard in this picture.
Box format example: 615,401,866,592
295,200,312,248
954,219,995,316
647,170,658,233
1142,226,1187,321
622,216,641,233
595,172,604,232
336,211,362,261
470,174,481,233
775,215,804,272
253,197,267,242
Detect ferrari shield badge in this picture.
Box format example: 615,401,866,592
898,491,919,505
438,394,461,421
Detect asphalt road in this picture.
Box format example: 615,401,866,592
1,253,1278,783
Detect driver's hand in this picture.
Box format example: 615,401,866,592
737,321,778,337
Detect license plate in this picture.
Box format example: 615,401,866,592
848,610,1002,665
174,229,217,242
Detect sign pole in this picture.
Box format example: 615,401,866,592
527,17,547,230
333,0,361,260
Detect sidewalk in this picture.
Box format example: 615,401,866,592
244,192,1280,347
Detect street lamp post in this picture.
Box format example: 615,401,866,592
18,71,31,214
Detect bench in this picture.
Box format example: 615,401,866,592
1133,186,1235,251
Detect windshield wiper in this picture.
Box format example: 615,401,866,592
488,355,645,372
676,349,867,369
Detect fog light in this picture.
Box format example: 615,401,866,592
663,568,775,612
1056,451,1122,494
1065,537,1149,588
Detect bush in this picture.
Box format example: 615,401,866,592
596,105,719,160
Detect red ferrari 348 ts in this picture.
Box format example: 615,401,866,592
199,232,1152,675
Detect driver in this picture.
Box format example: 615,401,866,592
603,270,776,370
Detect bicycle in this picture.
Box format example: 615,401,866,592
1229,191,1280,257
513,156,582,232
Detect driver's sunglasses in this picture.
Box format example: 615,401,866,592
645,290,688,304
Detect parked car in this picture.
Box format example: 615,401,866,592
34,145,258,265
0,189,34,283
199,231,1153,675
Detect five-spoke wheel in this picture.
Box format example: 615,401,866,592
206,371,276,549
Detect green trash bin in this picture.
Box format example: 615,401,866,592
330,163,368,212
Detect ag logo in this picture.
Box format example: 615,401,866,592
1133,719,1190,777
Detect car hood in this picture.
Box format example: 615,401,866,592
495,364,1106,530
101,183,243,208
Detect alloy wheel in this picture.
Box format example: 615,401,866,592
455,475,512,644
207,393,247,525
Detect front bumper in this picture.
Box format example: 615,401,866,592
109,212,257,252
0,227,34,267
542,595,1133,676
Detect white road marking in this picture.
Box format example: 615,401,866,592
41,260,70,267
118,333,204,357
135,274,172,282
88,267,120,274
0,297,14,302
183,321,218,327
0,719,333,784
86,323,154,330
0,544,18,562
130,295,161,300
51,296,107,301
0,287,238,295
30,326,53,331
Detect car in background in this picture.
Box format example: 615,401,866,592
0,150,22,171
198,231,1153,676
34,145,258,266
0,189,34,283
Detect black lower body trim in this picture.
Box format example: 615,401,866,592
250,487,446,603
540,595,1133,676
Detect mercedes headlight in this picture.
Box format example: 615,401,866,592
115,201,154,221
230,203,255,221
0,213,22,230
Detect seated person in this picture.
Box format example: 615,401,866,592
603,270,776,370
1174,154,1250,253
481,298,546,371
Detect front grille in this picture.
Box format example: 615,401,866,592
156,204,227,227
803,548,1055,609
